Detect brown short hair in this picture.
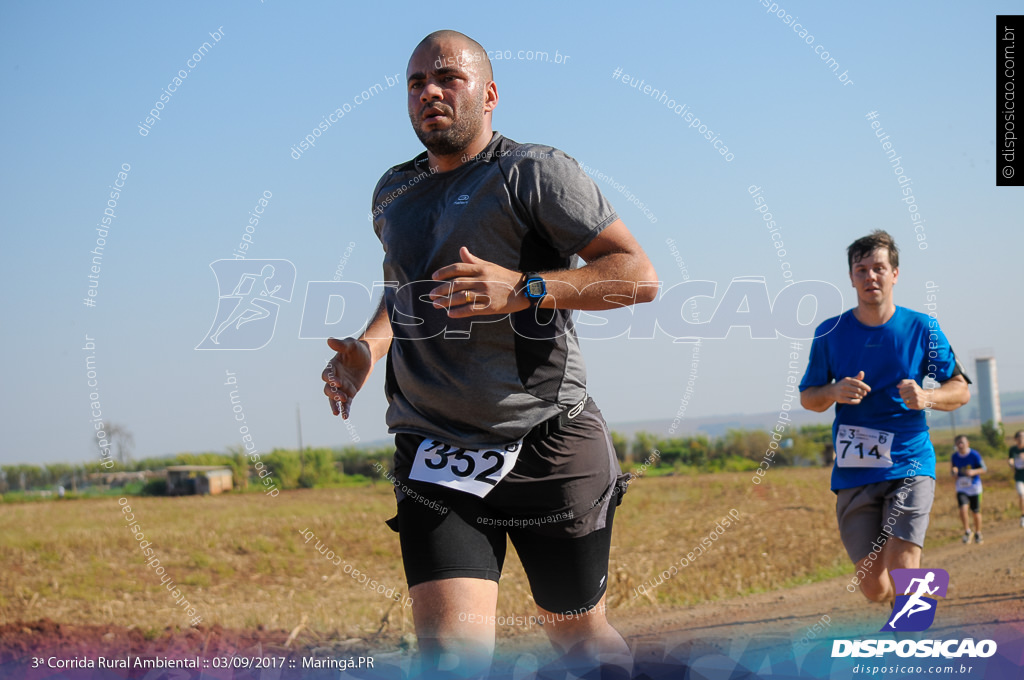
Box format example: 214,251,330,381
847,230,899,272
954,434,968,444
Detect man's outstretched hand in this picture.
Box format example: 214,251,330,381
322,337,372,418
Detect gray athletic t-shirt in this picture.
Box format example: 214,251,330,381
371,132,618,448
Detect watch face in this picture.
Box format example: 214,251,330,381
526,279,545,298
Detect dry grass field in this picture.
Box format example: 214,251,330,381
3,460,1021,649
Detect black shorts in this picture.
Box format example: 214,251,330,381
957,492,981,512
384,399,628,614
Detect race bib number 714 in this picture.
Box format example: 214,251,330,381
835,425,894,468
409,439,523,498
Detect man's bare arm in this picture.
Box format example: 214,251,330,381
929,374,971,411
537,219,659,310
359,297,394,362
322,298,392,417
429,219,658,316
800,385,838,413
900,374,970,411
800,370,871,412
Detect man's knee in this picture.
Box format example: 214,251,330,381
883,536,922,569
538,605,608,645
854,570,892,603
860,581,891,603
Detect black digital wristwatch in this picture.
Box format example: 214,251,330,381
523,273,546,307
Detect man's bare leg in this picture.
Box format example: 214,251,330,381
536,594,631,679
410,578,498,678
958,504,971,533
855,537,922,604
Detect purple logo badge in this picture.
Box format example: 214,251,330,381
881,568,949,632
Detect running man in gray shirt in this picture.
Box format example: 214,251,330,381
323,30,657,679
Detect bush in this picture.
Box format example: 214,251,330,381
981,421,1006,452
140,479,167,496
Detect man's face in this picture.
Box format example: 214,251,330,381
849,248,898,307
406,39,490,156
956,438,970,454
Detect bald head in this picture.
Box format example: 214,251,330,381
406,30,498,166
413,30,493,82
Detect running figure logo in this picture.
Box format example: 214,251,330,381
881,568,949,632
196,259,296,350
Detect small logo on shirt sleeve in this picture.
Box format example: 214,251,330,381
454,194,470,205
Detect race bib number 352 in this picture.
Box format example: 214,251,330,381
409,439,523,498
835,425,894,468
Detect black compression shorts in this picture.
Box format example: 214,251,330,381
956,492,981,512
384,399,628,614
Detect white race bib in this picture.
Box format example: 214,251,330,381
955,476,976,492
835,425,894,468
409,438,523,498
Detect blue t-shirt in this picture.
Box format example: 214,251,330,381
951,449,985,495
799,306,957,491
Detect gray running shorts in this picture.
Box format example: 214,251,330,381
835,476,935,564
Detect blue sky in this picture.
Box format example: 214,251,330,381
1,1,1020,465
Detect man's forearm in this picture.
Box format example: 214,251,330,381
537,252,658,311
924,376,970,412
359,298,393,363
800,384,836,412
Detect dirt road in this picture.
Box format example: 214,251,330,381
3,518,1021,678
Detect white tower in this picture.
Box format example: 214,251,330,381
974,356,1002,425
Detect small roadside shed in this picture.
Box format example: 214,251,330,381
165,466,233,495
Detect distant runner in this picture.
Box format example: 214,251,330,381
799,231,970,604
951,435,986,543
1009,431,1024,528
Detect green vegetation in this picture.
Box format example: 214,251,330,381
0,446,393,500
4,420,1021,502
932,419,1021,461
623,424,833,473
981,420,1007,452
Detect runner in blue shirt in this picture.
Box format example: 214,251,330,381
951,435,986,543
800,231,970,605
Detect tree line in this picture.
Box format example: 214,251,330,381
1,425,838,497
